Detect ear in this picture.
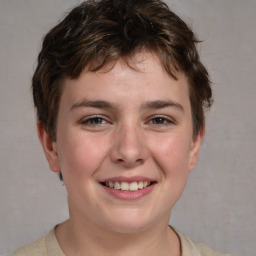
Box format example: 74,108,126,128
37,121,61,173
188,124,205,172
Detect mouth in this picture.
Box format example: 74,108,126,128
100,181,156,192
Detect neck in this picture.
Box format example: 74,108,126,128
55,216,181,256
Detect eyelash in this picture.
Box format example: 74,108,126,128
147,115,175,126
79,115,175,129
80,115,110,126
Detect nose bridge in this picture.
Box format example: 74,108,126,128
111,120,147,167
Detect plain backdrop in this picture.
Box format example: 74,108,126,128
0,1,255,255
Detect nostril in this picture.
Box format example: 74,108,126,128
115,158,144,165
136,158,144,164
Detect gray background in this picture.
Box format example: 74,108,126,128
0,0,255,255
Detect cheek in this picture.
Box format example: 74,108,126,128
57,133,110,179
149,134,192,209
150,134,192,176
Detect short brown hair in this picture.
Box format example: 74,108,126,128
32,0,212,141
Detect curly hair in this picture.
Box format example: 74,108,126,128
32,0,212,141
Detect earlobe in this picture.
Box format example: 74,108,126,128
188,125,205,172
37,121,61,173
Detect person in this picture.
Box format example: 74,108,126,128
11,0,230,255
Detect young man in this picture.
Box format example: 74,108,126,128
12,0,230,255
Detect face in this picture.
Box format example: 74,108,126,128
39,52,203,233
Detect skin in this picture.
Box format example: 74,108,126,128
38,51,204,256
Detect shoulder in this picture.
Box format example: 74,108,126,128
173,228,231,256
193,241,231,256
10,236,47,256
10,228,64,256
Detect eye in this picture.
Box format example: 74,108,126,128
147,115,175,127
80,115,110,127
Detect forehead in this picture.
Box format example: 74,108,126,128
97,52,168,81
59,52,191,114
67,51,184,87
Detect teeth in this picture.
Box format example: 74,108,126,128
138,181,144,189
105,181,151,191
120,182,129,191
129,182,138,191
114,181,121,190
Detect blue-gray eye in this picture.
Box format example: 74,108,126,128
88,117,105,125
81,116,107,125
150,116,171,125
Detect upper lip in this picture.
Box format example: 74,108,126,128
99,176,156,183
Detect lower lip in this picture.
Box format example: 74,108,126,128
101,184,155,200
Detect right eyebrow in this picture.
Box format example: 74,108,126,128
70,99,116,111
141,99,184,112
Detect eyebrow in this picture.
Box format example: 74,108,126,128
70,99,184,112
70,99,116,111
141,100,184,112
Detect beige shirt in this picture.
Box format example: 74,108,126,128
11,228,230,256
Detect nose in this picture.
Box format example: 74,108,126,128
110,123,148,168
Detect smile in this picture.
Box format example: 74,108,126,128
102,181,152,191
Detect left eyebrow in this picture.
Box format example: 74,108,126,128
70,99,117,111
141,100,184,112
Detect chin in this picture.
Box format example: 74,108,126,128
107,221,149,234
101,209,158,234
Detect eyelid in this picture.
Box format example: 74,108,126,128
80,114,111,125
146,114,176,125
